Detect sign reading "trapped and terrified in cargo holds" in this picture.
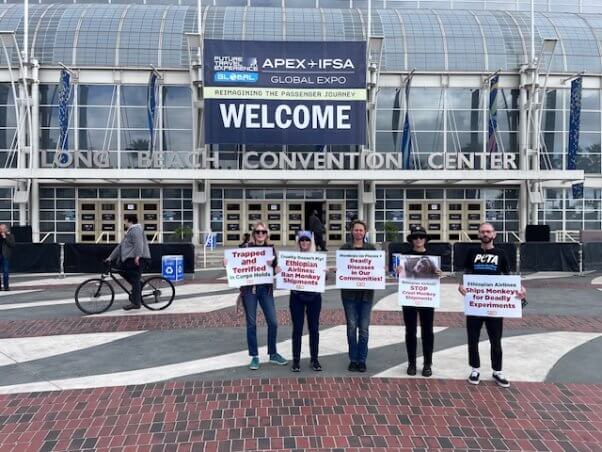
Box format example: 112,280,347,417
225,248,274,288
203,39,366,145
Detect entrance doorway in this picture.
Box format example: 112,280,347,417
304,202,325,231
77,200,160,243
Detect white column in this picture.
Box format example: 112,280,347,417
30,60,40,241
519,65,530,239
529,70,540,225
18,77,27,226
358,181,366,222
368,181,376,244
192,181,201,245
204,181,211,237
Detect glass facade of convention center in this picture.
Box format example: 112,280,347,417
7,0,599,14
0,3,600,245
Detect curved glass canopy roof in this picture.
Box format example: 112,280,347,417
0,4,601,72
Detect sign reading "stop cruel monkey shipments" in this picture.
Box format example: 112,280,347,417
203,40,366,145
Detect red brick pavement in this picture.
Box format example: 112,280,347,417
12,277,602,291
0,378,600,451
1,311,601,339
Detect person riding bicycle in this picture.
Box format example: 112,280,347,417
106,213,151,310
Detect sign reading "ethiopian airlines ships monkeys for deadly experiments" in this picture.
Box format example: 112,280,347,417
463,275,523,318
335,250,386,290
225,248,274,288
203,39,366,145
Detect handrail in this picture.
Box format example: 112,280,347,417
39,232,52,243
202,231,217,268
460,231,474,242
95,231,110,244
150,231,160,243
554,230,580,243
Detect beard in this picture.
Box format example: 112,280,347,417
480,236,493,244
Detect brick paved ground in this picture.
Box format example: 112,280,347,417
1,311,601,339
1,272,601,451
0,378,600,452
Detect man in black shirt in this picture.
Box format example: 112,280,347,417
458,222,525,388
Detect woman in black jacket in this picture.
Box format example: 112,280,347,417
286,231,325,372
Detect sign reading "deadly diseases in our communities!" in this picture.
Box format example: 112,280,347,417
203,39,366,145
335,250,386,290
225,248,274,288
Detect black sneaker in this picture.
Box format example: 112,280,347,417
358,362,367,373
422,366,432,377
123,303,141,311
407,363,417,376
291,360,300,372
493,372,510,388
311,359,322,372
468,370,480,385
348,361,359,372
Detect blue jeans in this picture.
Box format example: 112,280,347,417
342,298,373,364
0,255,8,289
242,284,279,357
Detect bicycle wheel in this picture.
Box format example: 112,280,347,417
75,278,115,315
140,276,175,310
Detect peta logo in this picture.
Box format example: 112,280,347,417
474,254,499,265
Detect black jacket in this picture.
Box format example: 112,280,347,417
0,232,15,259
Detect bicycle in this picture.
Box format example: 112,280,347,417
75,262,175,315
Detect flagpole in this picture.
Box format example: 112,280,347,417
24,0,28,63
367,0,371,46
530,0,535,63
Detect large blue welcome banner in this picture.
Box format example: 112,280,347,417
203,40,366,145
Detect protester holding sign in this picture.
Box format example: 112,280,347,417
338,219,379,373
279,231,326,372
397,226,442,377
458,223,526,388
225,222,288,370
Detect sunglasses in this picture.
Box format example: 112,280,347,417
254,230,268,235
412,235,427,240
299,237,311,242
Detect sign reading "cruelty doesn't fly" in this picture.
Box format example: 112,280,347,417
203,39,367,145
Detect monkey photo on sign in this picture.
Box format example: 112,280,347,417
401,256,440,280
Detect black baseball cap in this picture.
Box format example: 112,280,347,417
407,225,428,242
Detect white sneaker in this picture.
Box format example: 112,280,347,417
493,372,510,388
468,370,480,385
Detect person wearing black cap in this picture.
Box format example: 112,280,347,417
397,225,441,377
283,231,325,372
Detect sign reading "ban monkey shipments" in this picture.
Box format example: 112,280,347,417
203,39,366,145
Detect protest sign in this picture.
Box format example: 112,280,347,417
398,255,441,308
335,250,386,290
463,274,522,318
225,247,274,288
276,251,327,293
